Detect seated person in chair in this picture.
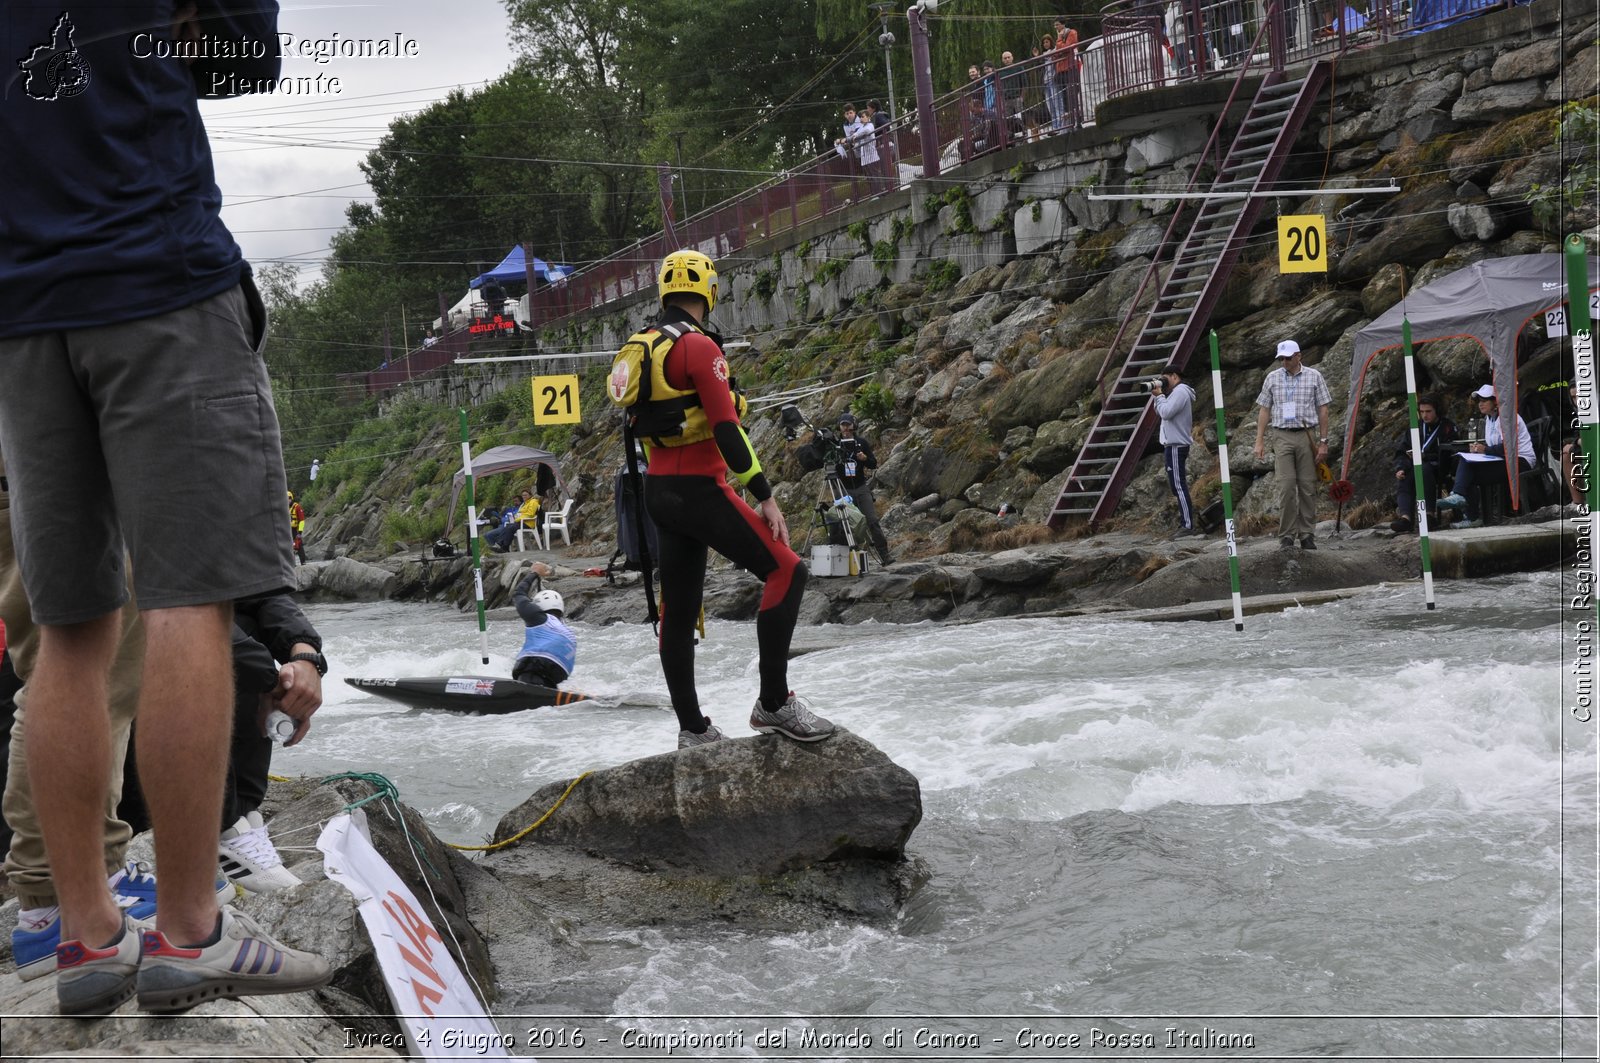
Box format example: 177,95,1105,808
486,490,540,552
1439,384,1534,528
1390,394,1458,532
511,562,576,689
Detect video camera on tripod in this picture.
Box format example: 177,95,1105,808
781,403,844,475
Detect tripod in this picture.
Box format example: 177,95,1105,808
805,472,867,575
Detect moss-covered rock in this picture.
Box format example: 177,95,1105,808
985,349,1102,436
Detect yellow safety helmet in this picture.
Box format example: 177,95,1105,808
287,490,295,501
658,249,717,313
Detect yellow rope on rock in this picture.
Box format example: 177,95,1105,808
268,773,293,783
447,771,592,853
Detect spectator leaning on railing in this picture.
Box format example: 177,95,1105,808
1037,32,1061,129
999,52,1026,138
865,99,892,165
1053,18,1082,129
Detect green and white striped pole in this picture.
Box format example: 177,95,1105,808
1400,318,1436,610
1209,330,1245,631
1566,234,1596,625
458,409,490,664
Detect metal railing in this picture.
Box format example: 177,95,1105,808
1098,0,1513,98
350,0,1513,394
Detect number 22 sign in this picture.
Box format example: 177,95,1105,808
531,375,581,425
1545,291,1600,338
1277,215,1327,274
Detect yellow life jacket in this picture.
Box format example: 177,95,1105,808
607,321,745,447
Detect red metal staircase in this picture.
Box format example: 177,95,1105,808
1047,58,1332,529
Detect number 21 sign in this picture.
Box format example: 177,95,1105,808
532,375,581,425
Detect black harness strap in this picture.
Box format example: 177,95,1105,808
622,420,660,632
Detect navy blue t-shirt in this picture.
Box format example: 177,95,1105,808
0,3,280,338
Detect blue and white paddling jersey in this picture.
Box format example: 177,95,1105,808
516,616,577,675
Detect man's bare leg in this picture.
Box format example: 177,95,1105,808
137,603,234,946
28,612,124,948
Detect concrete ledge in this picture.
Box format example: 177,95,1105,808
1428,519,1576,578
1096,586,1371,623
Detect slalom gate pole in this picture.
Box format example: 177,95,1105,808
1401,319,1436,610
458,409,490,664
1566,234,1597,625
1209,331,1245,631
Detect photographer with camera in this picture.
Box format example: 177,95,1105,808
1150,365,1201,538
832,414,893,566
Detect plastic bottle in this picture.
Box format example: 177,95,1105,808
265,710,295,745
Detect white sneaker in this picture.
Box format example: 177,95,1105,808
218,811,301,894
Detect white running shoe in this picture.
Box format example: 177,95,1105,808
218,811,301,894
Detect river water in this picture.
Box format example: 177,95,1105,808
292,571,1596,1060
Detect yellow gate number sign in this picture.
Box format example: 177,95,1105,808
532,374,581,425
1277,215,1327,274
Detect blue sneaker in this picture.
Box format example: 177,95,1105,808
1439,493,1467,511
107,860,235,913
14,910,67,982
107,861,159,920
14,862,235,981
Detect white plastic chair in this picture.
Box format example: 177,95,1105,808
514,521,543,552
542,498,574,547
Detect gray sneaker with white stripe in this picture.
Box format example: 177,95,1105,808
678,718,726,748
749,693,835,742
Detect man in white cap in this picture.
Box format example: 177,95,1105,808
1438,383,1535,527
1253,340,1333,549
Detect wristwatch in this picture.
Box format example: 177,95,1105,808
286,651,328,677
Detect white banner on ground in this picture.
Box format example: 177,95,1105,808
318,811,532,1061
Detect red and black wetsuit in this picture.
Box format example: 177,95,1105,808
643,308,806,732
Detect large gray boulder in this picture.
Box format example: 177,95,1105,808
490,730,920,877
483,730,924,929
480,730,928,928
305,556,399,601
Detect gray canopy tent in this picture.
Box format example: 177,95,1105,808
446,444,567,532
1341,252,1600,510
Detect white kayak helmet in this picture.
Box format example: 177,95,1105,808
533,589,564,615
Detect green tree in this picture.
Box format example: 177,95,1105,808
502,0,653,244
626,0,882,204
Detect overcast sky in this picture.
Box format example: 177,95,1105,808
202,1,518,288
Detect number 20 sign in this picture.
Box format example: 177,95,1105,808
532,375,581,425
1277,215,1327,274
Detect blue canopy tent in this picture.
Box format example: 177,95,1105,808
470,245,572,290
1409,0,1515,33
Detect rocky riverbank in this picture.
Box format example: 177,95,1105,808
294,508,1578,626
0,733,922,1059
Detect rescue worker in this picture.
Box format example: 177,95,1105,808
511,562,576,688
287,491,307,565
612,250,834,748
